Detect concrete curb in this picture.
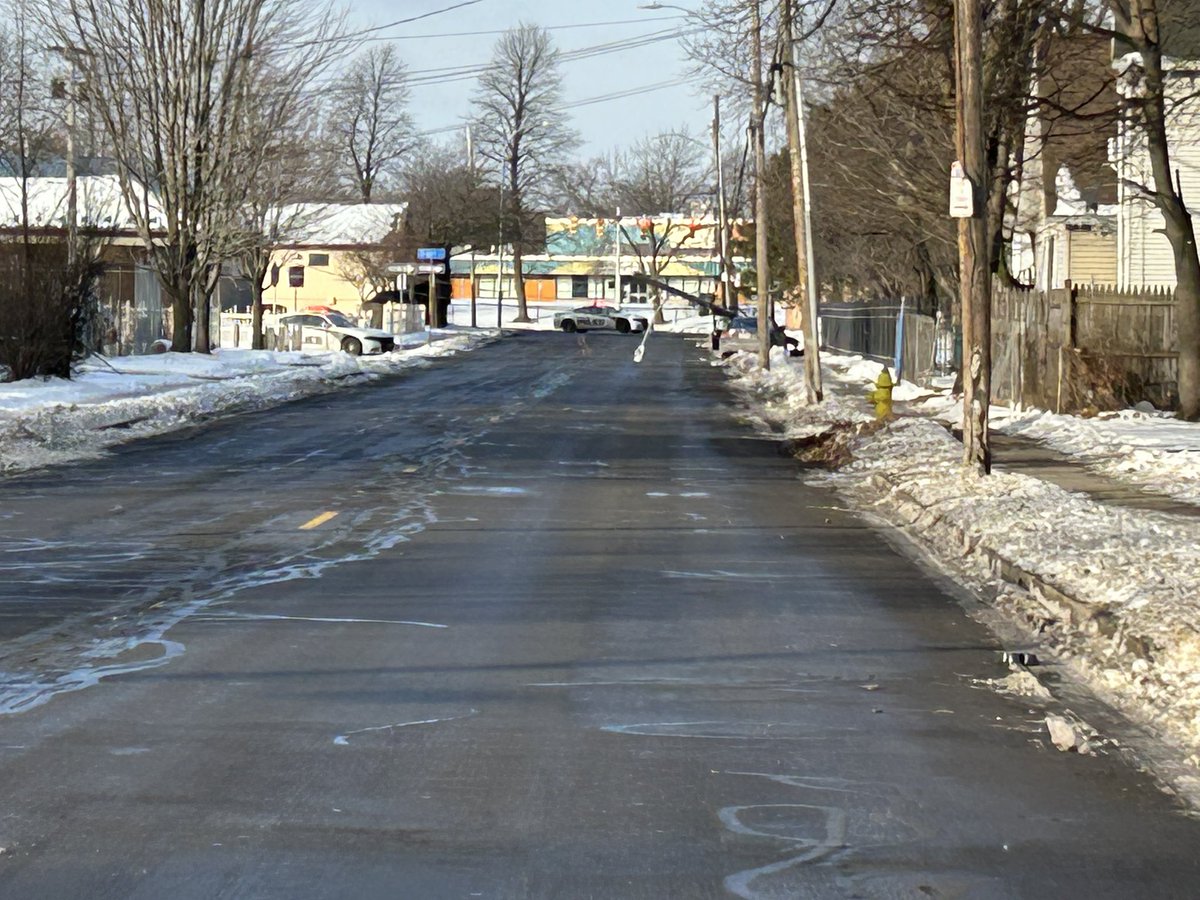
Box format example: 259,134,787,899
865,472,1154,664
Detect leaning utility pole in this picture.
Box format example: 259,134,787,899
953,0,991,473
781,0,823,402
711,95,734,312
751,0,771,369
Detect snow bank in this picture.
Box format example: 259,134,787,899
0,331,493,474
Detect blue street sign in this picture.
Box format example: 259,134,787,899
417,247,447,261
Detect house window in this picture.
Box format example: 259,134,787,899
571,275,589,298
308,253,330,267
627,279,649,302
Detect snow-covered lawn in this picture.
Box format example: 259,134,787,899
719,347,1200,795
0,329,495,474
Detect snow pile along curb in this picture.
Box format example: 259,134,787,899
0,334,492,474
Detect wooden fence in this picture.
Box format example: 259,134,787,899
991,284,1178,411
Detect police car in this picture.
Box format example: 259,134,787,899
278,307,396,355
553,305,649,334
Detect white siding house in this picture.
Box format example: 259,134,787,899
1113,58,1200,287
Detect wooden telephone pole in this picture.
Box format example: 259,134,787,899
781,0,824,403
751,0,771,369
954,0,991,473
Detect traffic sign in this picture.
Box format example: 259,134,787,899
386,262,417,274
417,263,445,274
417,247,448,261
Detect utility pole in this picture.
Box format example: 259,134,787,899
712,94,734,316
781,0,823,402
497,180,505,328
953,0,991,473
751,0,771,369
614,207,622,307
467,124,478,328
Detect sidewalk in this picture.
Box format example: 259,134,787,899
990,431,1200,518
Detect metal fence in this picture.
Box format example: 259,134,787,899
819,299,945,386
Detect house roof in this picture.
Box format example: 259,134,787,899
0,175,164,231
275,203,407,247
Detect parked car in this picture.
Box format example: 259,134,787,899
716,316,802,357
278,307,395,355
554,305,649,334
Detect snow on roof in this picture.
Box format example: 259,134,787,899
276,203,407,246
0,175,164,231
1052,165,1117,218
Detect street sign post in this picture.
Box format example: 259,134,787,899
386,262,417,274
416,263,445,274
417,247,448,262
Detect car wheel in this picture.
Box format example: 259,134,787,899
615,319,631,333
560,320,577,333
341,337,363,356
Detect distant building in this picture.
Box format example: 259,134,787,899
262,203,407,313
450,214,747,309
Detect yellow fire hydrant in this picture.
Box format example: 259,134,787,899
866,368,895,419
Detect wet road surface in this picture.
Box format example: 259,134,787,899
0,332,1198,898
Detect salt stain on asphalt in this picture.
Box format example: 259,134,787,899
194,613,447,629
334,710,478,746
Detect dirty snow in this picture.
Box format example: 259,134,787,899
719,348,1200,787
0,330,493,474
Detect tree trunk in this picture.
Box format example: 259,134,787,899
252,288,265,351
169,279,192,353
512,244,529,322
194,280,212,354
1137,41,1200,419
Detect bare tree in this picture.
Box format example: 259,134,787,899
40,0,342,352
610,128,712,213
234,131,330,350
473,23,576,323
328,44,412,204
399,139,499,249
1100,0,1200,419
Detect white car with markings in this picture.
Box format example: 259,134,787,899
553,305,649,334
278,307,396,356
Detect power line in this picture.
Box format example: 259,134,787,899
373,16,684,42
287,0,488,49
402,26,698,87
412,77,694,138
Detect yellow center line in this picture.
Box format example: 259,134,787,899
300,511,340,531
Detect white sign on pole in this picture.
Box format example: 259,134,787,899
387,262,417,274
949,160,974,218
416,263,446,274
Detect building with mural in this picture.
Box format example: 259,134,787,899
449,214,748,310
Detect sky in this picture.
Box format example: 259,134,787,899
348,0,712,159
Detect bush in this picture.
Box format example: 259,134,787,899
0,241,100,382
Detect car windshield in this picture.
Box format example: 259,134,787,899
323,311,356,328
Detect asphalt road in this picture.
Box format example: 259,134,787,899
0,331,1198,899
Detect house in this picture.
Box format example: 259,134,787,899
261,203,407,313
1111,33,1200,287
0,175,169,354
449,214,744,311
1009,37,1120,290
